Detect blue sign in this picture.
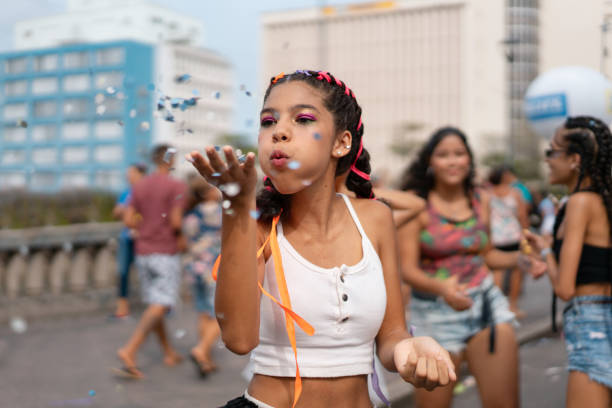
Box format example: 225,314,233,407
525,93,568,120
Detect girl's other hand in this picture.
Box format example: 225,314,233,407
186,146,257,204
441,274,473,311
522,229,547,255
394,337,457,390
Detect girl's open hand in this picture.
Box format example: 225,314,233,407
394,337,456,391
186,146,257,203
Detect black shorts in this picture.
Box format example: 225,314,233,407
495,242,520,252
219,396,258,408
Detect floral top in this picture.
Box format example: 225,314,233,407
182,202,222,284
420,196,490,288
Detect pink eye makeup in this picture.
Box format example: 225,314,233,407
295,113,316,123
260,116,276,126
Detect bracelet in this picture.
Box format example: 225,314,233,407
540,247,552,260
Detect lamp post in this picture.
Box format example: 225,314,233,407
501,37,520,162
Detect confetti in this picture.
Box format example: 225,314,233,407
88,390,96,397
129,109,137,118
216,313,225,320
106,86,116,95
140,121,150,131
161,213,167,218
96,105,106,115
9,317,27,334
116,91,126,100
214,146,221,151
185,156,195,164
117,120,124,126
245,91,252,97
211,172,221,177
288,161,301,170
220,182,241,197
249,210,261,220
273,112,280,120
175,74,192,83
174,329,186,339
95,93,105,104
16,120,28,128
192,89,200,96
238,154,247,164
224,209,235,216
302,180,312,186
163,147,177,163
175,194,183,200
222,200,231,209
245,119,254,127
213,91,221,99
313,132,322,140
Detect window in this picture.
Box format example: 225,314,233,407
63,74,90,92
33,100,57,118
3,103,27,120
95,71,123,88
63,51,89,69
94,144,123,163
5,58,28,74
32,77,58,95
34,54,58,71
4,80,27,96
101,98,123,114
1,149,26,165
32,124,57,142
62,146,89,164
94,120,122,139
31,171,57,189
96,48,124,66
62,122,89,141
64,98,89,116
95,170,122,190
3,126,27,143
2,172,26,189
62,172,90,188
32,147,57,165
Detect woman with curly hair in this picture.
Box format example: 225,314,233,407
524,116,612,408
380,127,545,408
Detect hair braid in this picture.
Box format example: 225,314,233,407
564,116,612,238
256,70,373,222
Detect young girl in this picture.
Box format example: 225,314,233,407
187,70,455,408
524,116,612,408
182,176,222,377
378,127,544,408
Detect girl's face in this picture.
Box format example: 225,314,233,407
258,81,350,194
545,128,577,185
429,135,472,188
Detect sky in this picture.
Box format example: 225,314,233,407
0,0,374,137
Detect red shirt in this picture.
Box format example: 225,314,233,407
131,172,187,255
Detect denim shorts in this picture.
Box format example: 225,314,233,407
192,274,215,316
563,295,612,388
410,275,516,355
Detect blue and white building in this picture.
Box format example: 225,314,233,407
0,0,233,193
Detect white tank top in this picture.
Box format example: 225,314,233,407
250,194,387,378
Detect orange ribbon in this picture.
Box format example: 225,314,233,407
212,215,314,407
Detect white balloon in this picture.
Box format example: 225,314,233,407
524,66,612,139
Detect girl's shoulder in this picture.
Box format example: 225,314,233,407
566,191,602,213
349,197,395,242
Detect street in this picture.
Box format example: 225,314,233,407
0,276,567,408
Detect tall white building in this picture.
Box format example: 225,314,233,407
261,0,611,180
14,0,204,50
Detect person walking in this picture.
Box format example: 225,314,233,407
115,144,187,379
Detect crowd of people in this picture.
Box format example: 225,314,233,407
109,69,611,408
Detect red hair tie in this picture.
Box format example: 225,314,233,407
316,71,332,83
350,139,370,181
357,117,362,131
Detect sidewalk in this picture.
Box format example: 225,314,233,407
0,276,557,408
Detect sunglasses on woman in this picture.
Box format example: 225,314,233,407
544,148,565,158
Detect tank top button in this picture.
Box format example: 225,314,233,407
342,294,348,302
340,274,345,283
341,316,349,322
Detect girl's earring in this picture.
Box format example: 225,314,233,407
345,145,351,149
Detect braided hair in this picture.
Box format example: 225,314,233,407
562,116,612,237
398,127,476,199
257,70,373,222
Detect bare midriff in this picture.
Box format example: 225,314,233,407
574,282,612,297
247,373,373,408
